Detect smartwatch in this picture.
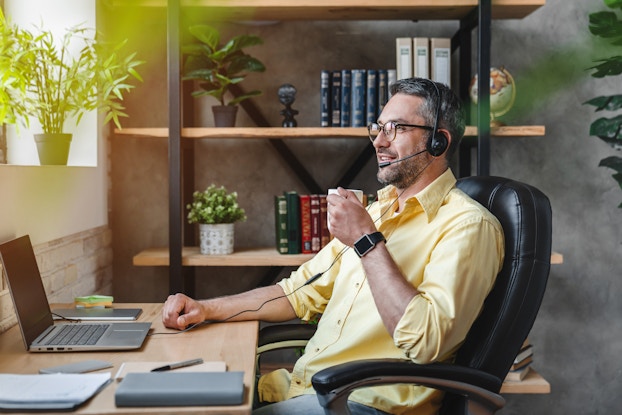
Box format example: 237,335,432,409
353,231,385,257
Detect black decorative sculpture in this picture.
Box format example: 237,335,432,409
278,83,299,127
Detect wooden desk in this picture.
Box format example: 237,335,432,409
0,303,258,415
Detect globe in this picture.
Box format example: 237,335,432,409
469,66,516,126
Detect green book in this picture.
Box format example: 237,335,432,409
284,191,301,254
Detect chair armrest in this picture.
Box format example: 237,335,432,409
311,359,505,415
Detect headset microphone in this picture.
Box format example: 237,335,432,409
378,149,428,168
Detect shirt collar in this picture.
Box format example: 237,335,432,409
377,169,457,223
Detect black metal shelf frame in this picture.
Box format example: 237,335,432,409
165,0,492,295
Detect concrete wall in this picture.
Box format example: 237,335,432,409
108,1,622,413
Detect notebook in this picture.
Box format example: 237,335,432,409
115,372,244,407
0,235,151,352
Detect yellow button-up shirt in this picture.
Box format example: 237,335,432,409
259,169,504,415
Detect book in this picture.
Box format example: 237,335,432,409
319,194,330,248
115,371,244,407
431,37,451,87
413,37,430,78
330,70,342,126
366,69,378,124
504,364,531,382
274,195,288,254
513,344,533,364
350,69,366,127
340,69,352,127
320,70,331,127
395,37,413,80
377,69,388,116
310,194,321,252
284,191,301,254
510,355,533,371
299,194,313,254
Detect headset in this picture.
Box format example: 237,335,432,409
425,79,448,157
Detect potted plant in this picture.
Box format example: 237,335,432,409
0,10,143,165
584,0,622,208
181,24,265,127
187,184,247,255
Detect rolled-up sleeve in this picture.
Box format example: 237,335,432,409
393,214,504,363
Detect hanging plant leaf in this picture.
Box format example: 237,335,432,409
584,94,622,111
605,0,622,10
587,55,622,77
589,11,622,41
599,155,622,174
589,115,622,146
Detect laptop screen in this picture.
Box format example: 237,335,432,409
0,235,55,349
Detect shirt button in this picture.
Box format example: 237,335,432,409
315,347,320,352
295,379,302,385
337,319,342,325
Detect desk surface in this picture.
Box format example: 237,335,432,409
0,303,258,415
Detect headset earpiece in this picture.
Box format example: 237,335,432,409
427,131,448,157
425,80,448,157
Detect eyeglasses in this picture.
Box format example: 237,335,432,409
367,121,433,143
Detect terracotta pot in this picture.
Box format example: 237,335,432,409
34,133,72,165
212,105,238,127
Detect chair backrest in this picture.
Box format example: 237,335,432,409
442,176,552,412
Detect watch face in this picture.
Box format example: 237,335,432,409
354,235,374,257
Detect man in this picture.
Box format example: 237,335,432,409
162,78,504,415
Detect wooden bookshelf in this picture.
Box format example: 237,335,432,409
108,0,545,21
114,125,546,139
133,247,563,267
133,247,314,267
500,368,551,394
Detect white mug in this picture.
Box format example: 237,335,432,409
327,188,364,233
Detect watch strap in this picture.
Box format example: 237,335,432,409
354,231,386,257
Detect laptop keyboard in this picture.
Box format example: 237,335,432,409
44,324,108,346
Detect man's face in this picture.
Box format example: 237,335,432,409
374,94,432,189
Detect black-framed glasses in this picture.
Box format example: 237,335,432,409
367,121,433,143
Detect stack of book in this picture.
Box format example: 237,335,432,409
275,192,329,255
320,68,397,128
274,191,375,255
504,338,534,382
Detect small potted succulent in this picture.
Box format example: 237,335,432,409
0,10,143,165
187,184,247,255
181,24,265,127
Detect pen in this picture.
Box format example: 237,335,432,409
151,358,204,372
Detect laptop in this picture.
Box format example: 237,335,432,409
52,307,142,321
0,235,151,352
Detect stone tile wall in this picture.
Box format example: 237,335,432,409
0,226,113,333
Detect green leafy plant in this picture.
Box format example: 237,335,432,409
0,9,143,134
182,24,265,106
187,184,247,224
584,0,622,207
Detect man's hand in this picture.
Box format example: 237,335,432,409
162,293,205,330
326,187,376,246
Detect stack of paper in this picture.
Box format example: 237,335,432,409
0,373,111,410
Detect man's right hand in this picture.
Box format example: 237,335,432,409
162,293,205,330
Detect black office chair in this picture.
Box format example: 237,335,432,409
257,176,552,415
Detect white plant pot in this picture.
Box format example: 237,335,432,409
199,223,235,255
